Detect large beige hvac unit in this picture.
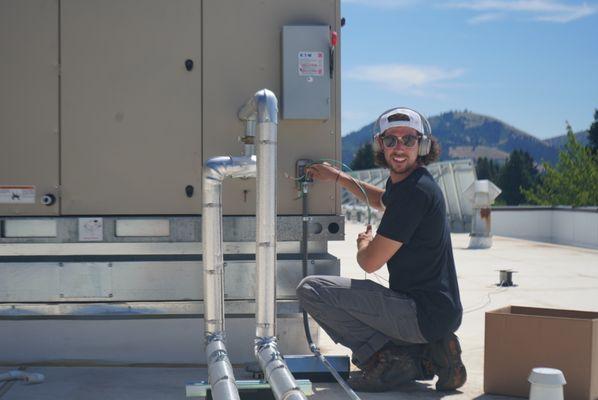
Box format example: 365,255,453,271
0,0,343,364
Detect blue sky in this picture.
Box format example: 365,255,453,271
340,0,598,139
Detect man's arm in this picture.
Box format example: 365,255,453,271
356,225,403,273
306,163,385,211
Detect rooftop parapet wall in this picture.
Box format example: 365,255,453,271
491,206,598,249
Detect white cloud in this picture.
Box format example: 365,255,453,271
468,12,506,23
341,0,418,8
346,64,465,97
447,0,597,23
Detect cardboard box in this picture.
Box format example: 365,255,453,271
484,306,598,400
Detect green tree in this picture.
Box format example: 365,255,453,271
497,150,537,205
350,143,376,170
589,109,598,154
523,123,598,206
476,157,500,182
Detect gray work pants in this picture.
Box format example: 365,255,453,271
297,275,427,367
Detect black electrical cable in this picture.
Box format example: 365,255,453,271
301,181,315,344
300,182,362,400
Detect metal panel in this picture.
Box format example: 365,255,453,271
60,0,202,215
2,219,57,238
0,0,59,216
202,0,341,215
59,262,112,299
0,215,344,243
0,258,339,302
0,315,319,364
116,219,170,237
0,300,303,318
282,26,331,120
0,263,58,302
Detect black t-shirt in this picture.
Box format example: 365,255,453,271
377,167,462,342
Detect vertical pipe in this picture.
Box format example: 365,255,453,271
203,155,256,400
202,173,224,335
252,89,307,400
255,119,278,338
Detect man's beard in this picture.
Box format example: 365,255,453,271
386,153,418,176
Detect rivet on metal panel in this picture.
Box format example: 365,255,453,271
310,260,315,265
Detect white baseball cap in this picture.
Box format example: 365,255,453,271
375,107,431,137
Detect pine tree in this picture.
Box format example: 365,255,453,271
476,157,500,182
588,109,598,154
350,143,376,170
523,123,598,206
497,150,537,205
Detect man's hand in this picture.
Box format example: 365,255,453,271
356,227,403,274
356,224,373,250
305,163,341,182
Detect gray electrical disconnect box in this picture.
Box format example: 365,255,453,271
282,25,331,120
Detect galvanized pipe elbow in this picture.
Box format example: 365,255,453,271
238,89,278,125
204,155,257,184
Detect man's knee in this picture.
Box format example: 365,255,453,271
296,276,318,304
296,275,334,309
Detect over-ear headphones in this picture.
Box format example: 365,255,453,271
372,107,432,157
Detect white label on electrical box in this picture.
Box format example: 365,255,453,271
298,51,324,76
79,218,104,241
0,185,36,204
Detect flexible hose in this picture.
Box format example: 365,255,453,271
300,182,362,400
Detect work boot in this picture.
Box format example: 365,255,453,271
348,344,421,392
424,333,467,391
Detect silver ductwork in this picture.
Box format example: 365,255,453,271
250,90,307,400
203,89,306,400
203,155,256,400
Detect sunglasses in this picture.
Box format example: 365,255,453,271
380,134,419,148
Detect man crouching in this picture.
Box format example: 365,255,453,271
297,107,466,392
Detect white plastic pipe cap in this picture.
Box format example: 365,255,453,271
528,367,566,400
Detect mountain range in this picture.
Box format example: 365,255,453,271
342,110,590,166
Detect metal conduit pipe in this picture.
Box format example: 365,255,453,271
241,89,307,400
0,370,44,384
203,155,256,400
